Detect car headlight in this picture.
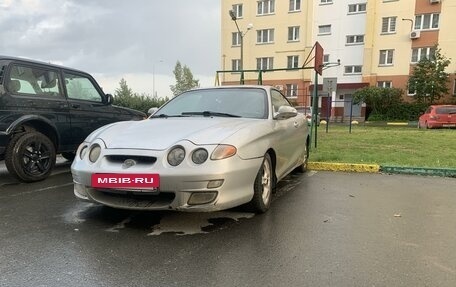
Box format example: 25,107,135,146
167,146,186,166
89,144,102,163
79,145,89,160
192,148,208,164
210,145,237,160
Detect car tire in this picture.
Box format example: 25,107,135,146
246,153,273,213
5,131,56,182
295,139,309,173
61,152,76,162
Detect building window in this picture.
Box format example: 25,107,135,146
232,4,243,18
257,29,274,44
257,0,275,15
381,17,397,34
346,35,364,45
320,0,333,4
348,3,367,14
377,81,392,88
323,54,330,63
257,57,274,70
231,59,241,71
289,0,301,11
232,32,241,46
415,13,439,30
288,26,300,41
286,84,298,97
318,25,331,35
379,49,394,66
411,47,436,63
287,56,299,69
344,65,362,74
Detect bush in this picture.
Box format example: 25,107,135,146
114,93,168,114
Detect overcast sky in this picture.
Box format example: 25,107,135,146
0,0,221,98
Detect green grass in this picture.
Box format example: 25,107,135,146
309,125,456,168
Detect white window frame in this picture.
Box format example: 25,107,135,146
232,32,241,46
287,55,299,69
377,81,392,88
323,54,330,63
348,3,367,14
320,0,333,4
381,17,397,34
256,57,274,70
231,59,241,72
411,47,436,63
286,84,298,98
257,0,275,15
414,13,439,30
346,35,364,45
318,25,331,35
344,65,362,75
288,26,300,42
379,49,394,66
257,29,274,44
289,0,301,12
232,4,243,18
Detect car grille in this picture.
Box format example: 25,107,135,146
90,188,175,208
106,155,157,165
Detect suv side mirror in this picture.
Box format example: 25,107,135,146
105,94,113,105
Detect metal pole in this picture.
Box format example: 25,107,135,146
310,72,319,149
349,99,353,134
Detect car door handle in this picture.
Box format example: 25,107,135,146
293,122,299,128
71,104,81,109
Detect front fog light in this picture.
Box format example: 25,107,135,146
188,192,217,205
207,179,224,189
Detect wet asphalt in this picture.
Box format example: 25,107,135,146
1,161,456,287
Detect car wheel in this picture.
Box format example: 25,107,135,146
295,139,309,173
61,152,76,162
247,153,273,213
5,132,56,182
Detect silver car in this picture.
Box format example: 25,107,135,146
71,86,309,213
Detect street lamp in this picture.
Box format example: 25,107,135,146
153,60,163,98
229,10,253,71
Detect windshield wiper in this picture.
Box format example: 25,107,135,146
150,113,188,118
181,111,241,118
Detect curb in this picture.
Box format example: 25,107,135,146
308,162,456,178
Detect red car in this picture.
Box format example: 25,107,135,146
418,105,456,129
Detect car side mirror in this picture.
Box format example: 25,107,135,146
105,94,113,105
148,107,158,115
274,106,297,120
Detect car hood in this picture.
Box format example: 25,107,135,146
96,117,261,150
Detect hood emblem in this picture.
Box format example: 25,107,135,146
122,159,136,169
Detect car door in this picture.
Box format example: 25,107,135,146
63,71,116,146
270,89,306,178
4,63,72,148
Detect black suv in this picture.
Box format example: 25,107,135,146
0,56,145,182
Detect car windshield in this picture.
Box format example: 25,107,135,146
152,88,268,119
436,106,456,114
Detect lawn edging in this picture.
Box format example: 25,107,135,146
308,162,456,178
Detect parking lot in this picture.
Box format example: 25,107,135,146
1,161,456,287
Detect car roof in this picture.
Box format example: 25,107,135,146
0,55,87,74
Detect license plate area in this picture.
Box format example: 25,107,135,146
91,173,160,190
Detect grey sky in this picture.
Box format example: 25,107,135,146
0,0,221,98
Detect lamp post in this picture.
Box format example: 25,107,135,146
229,10,253,71
153,60,163,98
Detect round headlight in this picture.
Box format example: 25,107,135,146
79,145,88,160
89,144,101,163
167,146,185,166
192,148,208,164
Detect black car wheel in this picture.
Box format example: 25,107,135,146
5,132,56,182
247,153,273,213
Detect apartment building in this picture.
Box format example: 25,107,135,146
221,0,456,120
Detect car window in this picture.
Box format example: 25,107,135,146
155,88,268,119
436,106,456,114
6,64,62,97
64,72,103,102
271,89,291,114
0,64,5,85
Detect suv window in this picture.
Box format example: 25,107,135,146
0,64,5,84
64,72,103,102
6,64,62,97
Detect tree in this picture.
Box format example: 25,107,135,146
115,78,134,98
408,46,451,104
170,61,200,96
353,86,404,117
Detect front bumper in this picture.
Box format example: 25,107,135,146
71,147,263,212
